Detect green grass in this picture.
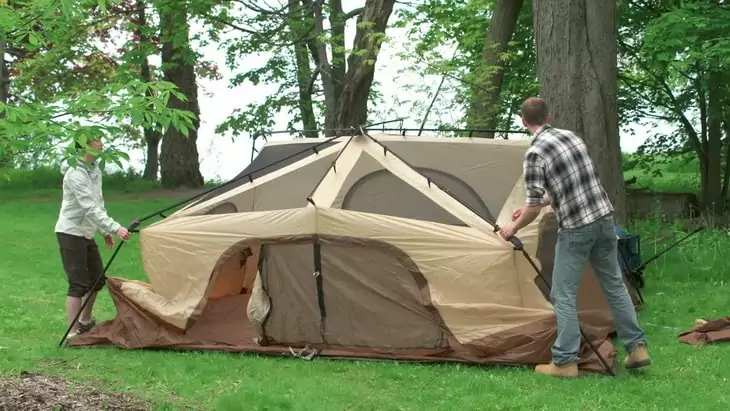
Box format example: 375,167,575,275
1,173,729,410
0,165,220,200
622,152,701,193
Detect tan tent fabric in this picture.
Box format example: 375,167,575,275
70,132,641,374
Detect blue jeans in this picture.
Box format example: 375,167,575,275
551,214,647,364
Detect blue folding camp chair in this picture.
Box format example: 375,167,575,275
614,224,645,304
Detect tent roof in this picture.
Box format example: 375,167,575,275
187,133,532,207
175,133,533,223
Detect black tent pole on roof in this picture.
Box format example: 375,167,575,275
358,128,616,376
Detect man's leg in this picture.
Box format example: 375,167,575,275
78,237,105,332
79,292,97,323
589,215,650,368
57,233,90,337
536,224,595,377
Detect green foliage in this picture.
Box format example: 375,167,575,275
0,0,197,174
623,152,701,193
0,165,160,199
618,0,730,175
394,0,537,131
209,2,323,137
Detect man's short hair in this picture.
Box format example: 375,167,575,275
520,97,550,126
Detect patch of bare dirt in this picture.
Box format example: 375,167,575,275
0,371,149,411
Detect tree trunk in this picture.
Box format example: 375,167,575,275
335,0,396,133
0,39,12,168
289,0,318,136
329,0,346,105
158,3,204,188
138,0,162,180
308,0,340,136
466,0,524,138
704,70,724,215
533,0,626,223
0,40,7,107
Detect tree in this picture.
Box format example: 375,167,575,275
131,0,164,180
0,0,196,175
465,0,524,138
533,0,626,222
394,0,537,136
156,0,204,188
213,0,397,138
618,0,730,216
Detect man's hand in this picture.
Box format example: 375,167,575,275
499,223,518,241
117,227,130,241
104,234,115,249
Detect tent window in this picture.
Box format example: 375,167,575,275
341,168,494,226
206,202,238,215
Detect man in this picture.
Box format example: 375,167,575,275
499,97,650,377
55,134,130,341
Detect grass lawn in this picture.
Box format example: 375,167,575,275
1,190,729,410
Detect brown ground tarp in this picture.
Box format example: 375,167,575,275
68,133,643,375
678,317,730,345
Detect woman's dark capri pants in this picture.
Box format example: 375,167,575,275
56,232,106,297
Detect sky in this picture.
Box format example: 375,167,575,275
122,1,669,182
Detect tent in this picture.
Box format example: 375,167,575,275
69,131,642,374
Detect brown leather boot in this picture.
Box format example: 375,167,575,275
624,343,651,370
535,362,579,377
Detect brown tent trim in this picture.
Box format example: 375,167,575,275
678,316,730,345
69,278,616,373
69,232,618,374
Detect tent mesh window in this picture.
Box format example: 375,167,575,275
341,167,495,226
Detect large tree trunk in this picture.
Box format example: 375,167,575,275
704,70,724,215
533,0,626,223
138,1,162,179
308,0,341,136
158,4,204,188
289,0,318,136
335,0,396,132
466,0,524,138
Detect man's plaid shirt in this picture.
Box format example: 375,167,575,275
523,125,614,229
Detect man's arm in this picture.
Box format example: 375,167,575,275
67,168,122,235
514,151,548,231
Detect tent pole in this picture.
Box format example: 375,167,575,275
57,219,141,347
639,226,703,269
509,237,617,377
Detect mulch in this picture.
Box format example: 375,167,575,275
0,371,149,411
